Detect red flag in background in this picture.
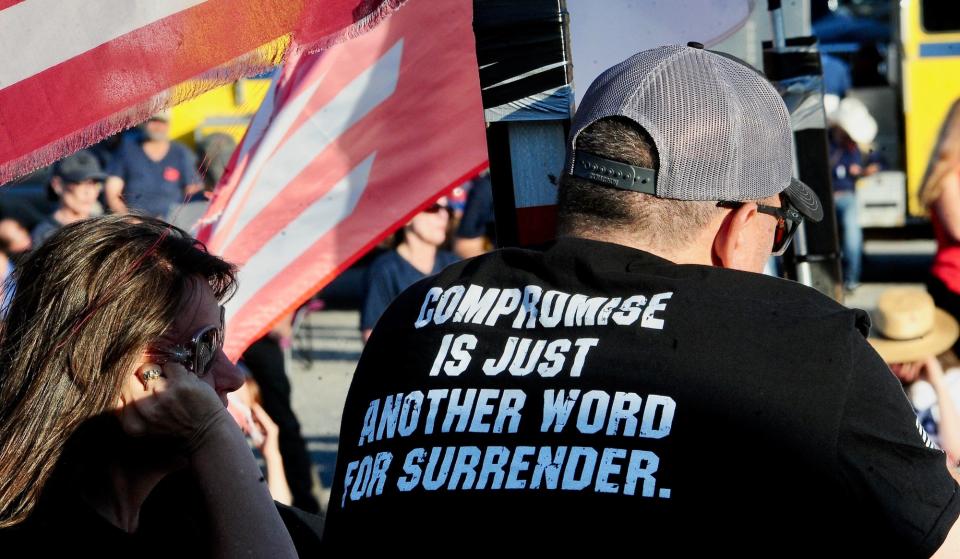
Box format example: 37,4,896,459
0,0,404,183
197,0,488,360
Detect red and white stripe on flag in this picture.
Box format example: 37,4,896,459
0,0,404,183
196,0,488,360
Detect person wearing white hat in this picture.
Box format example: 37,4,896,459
826,94,883,291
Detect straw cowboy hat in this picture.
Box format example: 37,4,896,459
869,288,959,363
825,94,878,146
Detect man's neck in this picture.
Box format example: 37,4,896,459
564,230,714,266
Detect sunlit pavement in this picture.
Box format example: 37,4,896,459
846,238,935,312
288,309,362,512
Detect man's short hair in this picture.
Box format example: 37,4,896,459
557,117,723,248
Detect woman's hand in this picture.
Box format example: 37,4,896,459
890,360,924,384
890,357,948,387
251,403,294,506
116,360,226,441
251,403,281,457
921,355,948,387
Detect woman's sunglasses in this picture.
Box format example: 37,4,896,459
146,306,225,377
423,202,451,214
717,193,804,256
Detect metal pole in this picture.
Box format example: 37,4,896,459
769,0,787,48
768,0,815,289
474,0,573,248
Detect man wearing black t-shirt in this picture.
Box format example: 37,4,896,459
323,44,960,556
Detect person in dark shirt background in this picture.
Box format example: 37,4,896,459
361,196,459,341
0,200,41,257
31,150,106,247
454,172,496,258
105,111,201,219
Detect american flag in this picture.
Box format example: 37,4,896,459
0,0,405,183
195,0,488,360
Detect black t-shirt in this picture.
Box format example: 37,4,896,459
323,237,960,555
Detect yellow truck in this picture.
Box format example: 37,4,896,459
899,0,960,218
846,0,960,225
168,76,273,149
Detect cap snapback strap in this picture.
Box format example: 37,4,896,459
571,151,657,195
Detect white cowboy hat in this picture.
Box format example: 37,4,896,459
826,96,878,146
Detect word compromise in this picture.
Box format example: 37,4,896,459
415,284,673,331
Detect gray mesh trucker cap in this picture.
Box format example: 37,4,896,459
567,43,823,222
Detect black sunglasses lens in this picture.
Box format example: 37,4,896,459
425,203,449,214
772,217,799,255
774,217,787,247
196,328,219,375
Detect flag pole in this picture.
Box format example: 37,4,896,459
473,0,573,248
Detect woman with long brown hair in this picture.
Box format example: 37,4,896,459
921,100,960,352
0,215,302,557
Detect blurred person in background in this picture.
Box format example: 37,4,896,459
870,288,960,472
361,195,458,341
0,234,19,315
228,374,293,506
0,211,35,312
242,330,320,514
0,215,35,257
105,111,202,219
453,172,496,258
31,150,106,247
921,100,960,352
826,94,882,291
167,133,237,232
0,198,42,258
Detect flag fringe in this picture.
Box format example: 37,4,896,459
299,0,408,54
0,0,408,184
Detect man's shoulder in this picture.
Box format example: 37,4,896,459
168,140,194,157
167,141,198,166
694,262,858,315
108,137,140,161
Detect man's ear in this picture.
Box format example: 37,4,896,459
712,202,759,270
